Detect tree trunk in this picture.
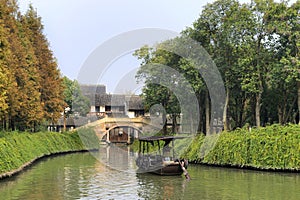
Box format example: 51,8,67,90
162,111,167,135
205,90,210,135
198,105,203,133
278,105,283,125
223,88,230,131
286,96,297,123
197,93,204,133
239,95,247,128
171,114,177,134
255,34,263,128
255,92,262,127
298,81,300,124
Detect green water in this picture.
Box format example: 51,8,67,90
0,149,299,200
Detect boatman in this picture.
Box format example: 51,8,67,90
180,161,190,181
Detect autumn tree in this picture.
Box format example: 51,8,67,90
0,1,67,131
0,4,10,126
23,5,65,124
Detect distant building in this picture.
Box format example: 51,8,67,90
81,84,144,118
80,84,107,113
126,95,145,118
49,84,145,132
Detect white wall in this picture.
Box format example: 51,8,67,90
127,111,135,118
90,106,96,112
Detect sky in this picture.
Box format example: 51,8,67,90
19,0,293,94
18,0,223,93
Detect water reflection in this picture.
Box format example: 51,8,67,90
0,149,299,200
0,153,97,200
137,173,189,200
92,144,137,172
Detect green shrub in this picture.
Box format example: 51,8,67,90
184,124,300,171
0,129,99,175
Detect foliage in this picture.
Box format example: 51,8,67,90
134,0,300,132
184,124,300,171
0,129,99,175
0,1,65,131
63,77,91,116
180,134,205,162
134,46,182,134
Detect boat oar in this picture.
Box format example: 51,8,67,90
180,161,191,180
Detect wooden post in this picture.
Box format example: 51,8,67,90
139,141,142,154
157,141,161,155
172,139,175,159
106,130,110,143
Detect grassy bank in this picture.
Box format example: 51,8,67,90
182,124,300,171
0,128,99,178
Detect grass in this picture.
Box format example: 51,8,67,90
0,128,99,176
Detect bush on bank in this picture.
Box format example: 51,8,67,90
183,124,300,171
0,128,99,176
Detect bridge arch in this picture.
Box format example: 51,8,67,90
103,124,143,144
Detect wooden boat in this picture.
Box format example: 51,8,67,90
136,136,188,176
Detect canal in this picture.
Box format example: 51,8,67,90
0,146,299,200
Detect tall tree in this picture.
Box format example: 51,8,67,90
0,1,70,131
24,5,65,124
1,0,30,130
246,0,299,125
15,11,43,130
276,0,300,124
184,0,258,130
134,0,299,131
134,45,182,134
0,9,10,126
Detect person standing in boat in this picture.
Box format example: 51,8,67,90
180,160,190,181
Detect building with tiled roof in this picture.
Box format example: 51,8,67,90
81,85,144,118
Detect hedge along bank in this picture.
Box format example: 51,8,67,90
0,128,99,179
183,124,300,171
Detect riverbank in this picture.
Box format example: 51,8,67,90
182,124,300,172
0,128,99,179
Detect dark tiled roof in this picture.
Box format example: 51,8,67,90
96,94,126,106
82,86,145,111
80,84,106,95
81,84,106,105
95,94,144,110
127,95,144,110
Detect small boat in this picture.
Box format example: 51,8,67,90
136,135,188,176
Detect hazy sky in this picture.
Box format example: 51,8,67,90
19,0,294,93
17,0,220,93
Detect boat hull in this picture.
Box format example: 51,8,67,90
151,163,183,176
136,158,183,176
136,136,189,176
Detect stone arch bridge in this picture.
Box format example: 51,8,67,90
83,117,160,144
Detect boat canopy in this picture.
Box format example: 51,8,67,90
138,135,187,142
